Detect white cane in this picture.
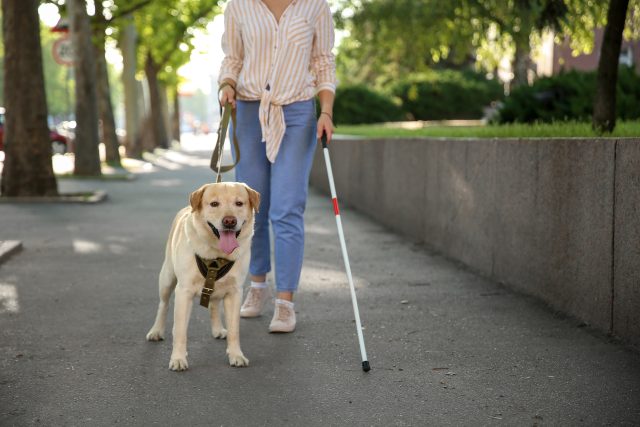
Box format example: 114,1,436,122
320,133,370,372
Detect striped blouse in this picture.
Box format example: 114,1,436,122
218,0,336,162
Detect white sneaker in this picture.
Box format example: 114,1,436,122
240,286,270,318
268,300,296,333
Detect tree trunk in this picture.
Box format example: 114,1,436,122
94,3,121,167
140,115,156,152
0,0,57,196
120,18,142,158
593,0,630,133
144,53,169,149
160,83,172,144
69,0,101,176
172,86,181,143
512,34,533,88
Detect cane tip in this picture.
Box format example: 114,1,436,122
362,361,371,372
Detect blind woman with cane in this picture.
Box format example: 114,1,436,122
218,0,336,332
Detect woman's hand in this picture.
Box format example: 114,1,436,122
219,82,237,109
317,111,334,143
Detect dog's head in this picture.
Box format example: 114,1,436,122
189,182,260,255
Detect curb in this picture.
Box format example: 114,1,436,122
56,173,137,181
0,240,22,265
0,190,108,204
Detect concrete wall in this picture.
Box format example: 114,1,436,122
310,138,640,347
614,140,640,344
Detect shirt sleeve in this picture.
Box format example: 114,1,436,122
218,2,244,84
311,1,336,94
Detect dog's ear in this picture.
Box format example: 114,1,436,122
189,185,207,212
243,184,261,213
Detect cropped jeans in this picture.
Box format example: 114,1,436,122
232,99,317,292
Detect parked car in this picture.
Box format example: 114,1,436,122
0,108,69,154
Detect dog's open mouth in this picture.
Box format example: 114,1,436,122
207,222,241,255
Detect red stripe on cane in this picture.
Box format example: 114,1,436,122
332,198,340,215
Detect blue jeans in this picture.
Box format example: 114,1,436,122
232,99,317,292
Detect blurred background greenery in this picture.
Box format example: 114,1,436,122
2,1,639,133
1,0,639,195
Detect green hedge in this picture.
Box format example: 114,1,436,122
390,69,504,120
498,66,640,123
331,85,404,125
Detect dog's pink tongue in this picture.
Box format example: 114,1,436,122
219,230,239,255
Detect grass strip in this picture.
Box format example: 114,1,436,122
335,121,640,139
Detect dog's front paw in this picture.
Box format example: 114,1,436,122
212,327,228,339
169,356,189,371
228,351,249,367
146,329,164,341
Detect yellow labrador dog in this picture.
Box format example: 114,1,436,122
146,182,260,371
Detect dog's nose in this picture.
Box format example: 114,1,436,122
222,216,237,229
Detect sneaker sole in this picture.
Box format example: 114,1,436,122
240,311,263,318
268,325,296,333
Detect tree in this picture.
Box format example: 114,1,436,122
336,0,471,87
134,0,218,150
593,0,631,133
43,0,151,166
338,0,640,90
457,0,570,86
337,0,571,87
94,1,121,167
68,0,101,176
119,17,143,158
92,0,152,165
1,0,57,196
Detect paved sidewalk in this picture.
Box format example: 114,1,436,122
1,140,639,426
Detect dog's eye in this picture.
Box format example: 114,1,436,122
235,201,244,207
210,201,219,207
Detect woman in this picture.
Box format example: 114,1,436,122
218,0,336,332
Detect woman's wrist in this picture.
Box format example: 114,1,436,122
320,111,333,120
219,81,236,92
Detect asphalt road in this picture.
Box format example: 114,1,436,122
1,138,639,426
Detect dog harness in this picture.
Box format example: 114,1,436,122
194,255,235,308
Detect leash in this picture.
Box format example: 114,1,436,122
210,86,241,182
197,84,240,307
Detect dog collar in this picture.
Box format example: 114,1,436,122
195,255,235,308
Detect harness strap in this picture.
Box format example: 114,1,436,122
195,255,235,308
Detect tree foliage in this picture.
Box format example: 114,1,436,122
132,0,219,83
128,0,218,149
336,0,474,87
337,0,640,87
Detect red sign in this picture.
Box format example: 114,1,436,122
52,36,74,66
51,17,69,33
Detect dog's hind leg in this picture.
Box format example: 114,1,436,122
146,262,177,341
210,299,227,339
